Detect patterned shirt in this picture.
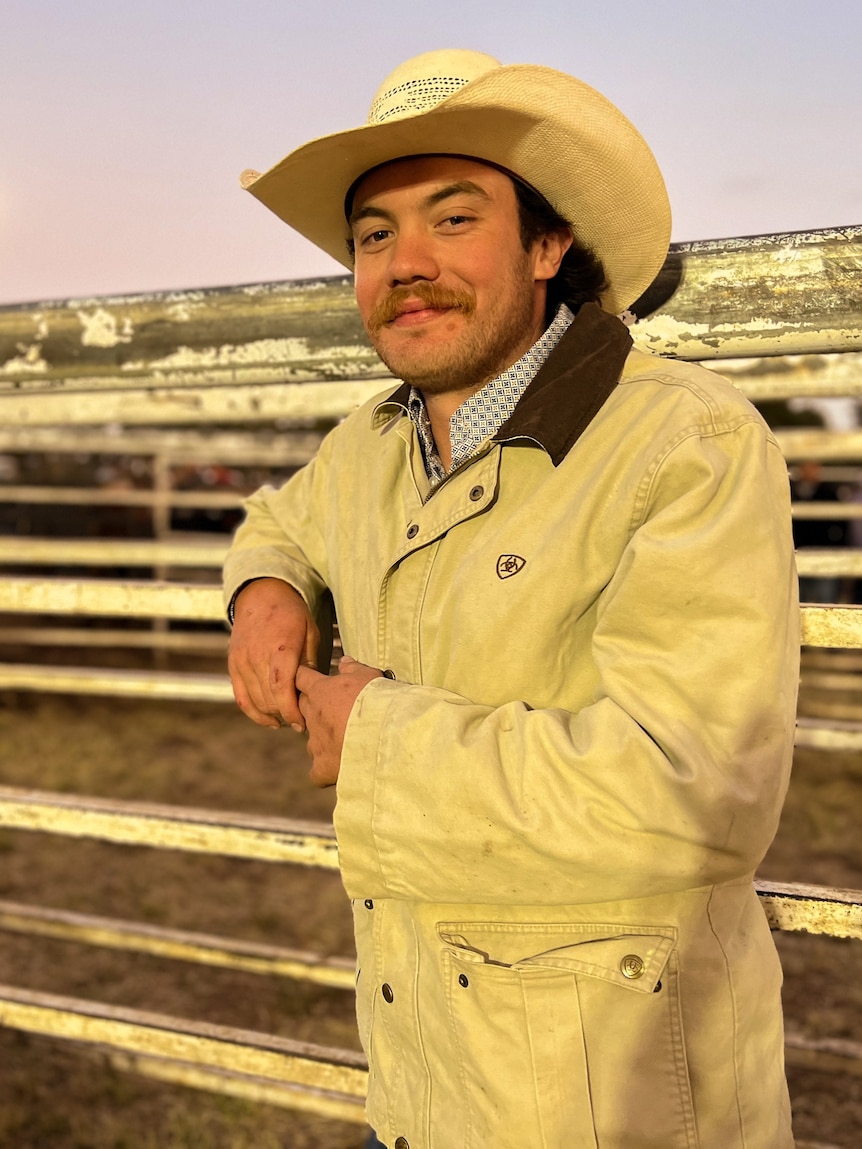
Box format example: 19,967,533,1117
407,304,575,485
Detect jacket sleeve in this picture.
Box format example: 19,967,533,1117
222,430,338,621
334,423,800,906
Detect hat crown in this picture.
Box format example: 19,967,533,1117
367,49,501,125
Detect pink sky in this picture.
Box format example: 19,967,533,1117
1,0,859,305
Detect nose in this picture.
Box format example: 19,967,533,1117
385,228,440,288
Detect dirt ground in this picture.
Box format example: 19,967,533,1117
0,683,859,1147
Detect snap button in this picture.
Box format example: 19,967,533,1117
364,899,373,910
620,954,645,980
382,668,396,680
469,485,484,501
394,1139,410,1149
381,983,394,1003
406,523,419,539
458,973,469,988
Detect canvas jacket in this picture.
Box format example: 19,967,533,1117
224,304,799,1149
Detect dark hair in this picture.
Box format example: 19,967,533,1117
513,179,608,318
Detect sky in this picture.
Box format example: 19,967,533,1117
1,0,860,306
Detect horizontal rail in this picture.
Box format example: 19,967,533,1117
0,663,234,701
775,428,862,462
792,503,862,520
0,426,327,465
2,231,859,399
784,1030,862,1078
81,1045,366,1123
794,718,862,752
717,351,862,400
0,984,367,1097
0,579,858,647
800,605,862,648
801,671,862,692
0,666,860,752
754,880,862,940
0,379,390,428
1,540,857,577
0,786,339,868
0,578,224,620
0,900,354,989
0,537,228,567
0,626,227,653
795,550,862,577
0,484,246,508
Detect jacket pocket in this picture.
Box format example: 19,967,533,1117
437,922,698,1149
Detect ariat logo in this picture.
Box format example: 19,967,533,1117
496,555,526,580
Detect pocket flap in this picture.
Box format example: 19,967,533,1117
438,922,675,994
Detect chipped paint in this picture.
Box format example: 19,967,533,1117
77,308,134,348
4,343,48,373
148,337,372,372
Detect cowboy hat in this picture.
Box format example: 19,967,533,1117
240,49,671,314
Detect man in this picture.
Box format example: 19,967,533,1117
225,50,798,1149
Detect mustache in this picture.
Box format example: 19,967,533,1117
366,283,476,334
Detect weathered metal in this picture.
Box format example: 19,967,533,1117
716,352,862,400
0,626,227,654
800,605,862,649
85,1046,367,1123
0,578,224,620
0,900,354,989
0,984,368,1096
1,229,859,403
0,537,228,567
0,425,325,464
0,663,233,702
2,539,858,577
793,718,862,752
0,786,339,868
775,429,862,462
795,549,862,576
784,1030,862,1077
754,880,862,940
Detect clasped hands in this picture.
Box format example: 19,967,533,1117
228,578,382,786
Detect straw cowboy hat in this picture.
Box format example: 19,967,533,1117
240,49,671,314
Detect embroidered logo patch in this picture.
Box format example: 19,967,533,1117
496,555,526,580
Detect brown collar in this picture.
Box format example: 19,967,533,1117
375,302,631,466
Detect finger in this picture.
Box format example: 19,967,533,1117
304,619,321,668
229,673,282,730
295,664,325,694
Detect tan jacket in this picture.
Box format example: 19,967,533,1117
224,306,799,1149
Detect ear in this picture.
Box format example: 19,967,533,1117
532,228,573,282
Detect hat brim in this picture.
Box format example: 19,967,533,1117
243,65,671,315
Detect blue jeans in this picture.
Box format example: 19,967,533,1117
365,1133,387,1149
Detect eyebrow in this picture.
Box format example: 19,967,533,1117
348,179,493,230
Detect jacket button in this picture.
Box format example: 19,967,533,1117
394,1139,410,1149
406,523,419,539
382,668,396,680
620,954,645,979
469,485,484,501
458,973,469,988
364,899,373,910
381,983,394,1003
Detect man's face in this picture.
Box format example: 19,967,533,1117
350,156,563,396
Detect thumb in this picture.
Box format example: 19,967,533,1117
295,663,325,693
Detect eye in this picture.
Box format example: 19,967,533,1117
439,214,472,229
357,227,392,248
